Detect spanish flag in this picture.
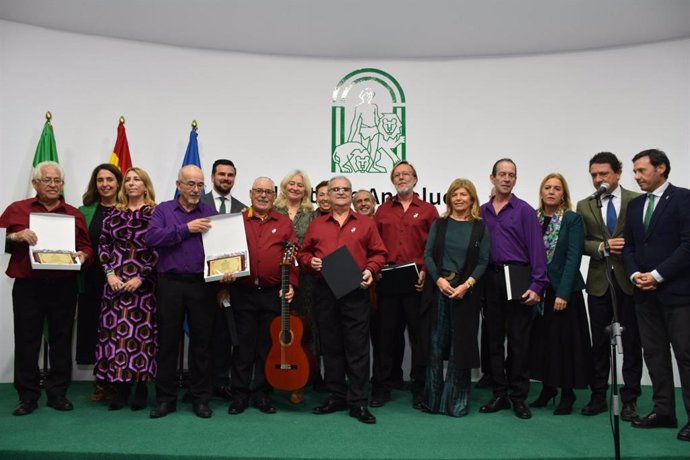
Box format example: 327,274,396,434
109,118,132,172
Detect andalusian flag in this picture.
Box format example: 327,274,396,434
109,118,132,172
32,117,59,166
29,113,60,197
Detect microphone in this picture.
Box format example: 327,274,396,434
588,182,610,200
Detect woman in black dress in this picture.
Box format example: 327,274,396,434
77,163,122,400
529,173,592,415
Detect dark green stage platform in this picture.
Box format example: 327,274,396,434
0,382,686,460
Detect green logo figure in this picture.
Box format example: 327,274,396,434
331,68,406,173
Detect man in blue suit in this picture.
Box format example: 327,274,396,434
623,149,690,442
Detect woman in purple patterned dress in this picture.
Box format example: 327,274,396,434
95,167,158,411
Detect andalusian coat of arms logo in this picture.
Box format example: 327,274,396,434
331,68,406,173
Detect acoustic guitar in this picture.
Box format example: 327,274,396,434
265,241,310,391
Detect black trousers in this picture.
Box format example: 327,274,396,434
372,290,425,394
314,281,371,406
209,307,233,388
587,277,642,403
230,284,280,400
12,277,78,402
155,275,216,404
484,269,533,401
635,297,690,418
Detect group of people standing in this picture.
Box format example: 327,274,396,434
1,149,688,442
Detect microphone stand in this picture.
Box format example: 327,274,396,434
594,194,622,460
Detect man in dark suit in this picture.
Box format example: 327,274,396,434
575,152,642,420
201,159,247,400
623,149,690,442
200,159,247,214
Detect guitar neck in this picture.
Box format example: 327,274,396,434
281,263,290,333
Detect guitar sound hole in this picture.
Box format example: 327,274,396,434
279,330,294,346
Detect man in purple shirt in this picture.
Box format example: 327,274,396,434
478,158,548,420
146,165,218,419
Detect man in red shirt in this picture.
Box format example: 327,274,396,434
225,177,297,415
372,161,439,409
0,161,91,416
298,176,387,424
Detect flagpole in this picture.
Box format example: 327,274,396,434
40,110,52,388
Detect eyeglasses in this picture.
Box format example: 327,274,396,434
252,188,276,196
392,172,412,179
181,181,205,189
37,178,64,185
329,187,351,193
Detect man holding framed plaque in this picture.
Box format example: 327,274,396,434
1,161,91,416
146,165,218,419
200,158,248,401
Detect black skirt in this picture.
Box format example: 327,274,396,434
529,286,592,389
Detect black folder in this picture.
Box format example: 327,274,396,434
378,262,419,295
503,264,532,301
321,245,363,299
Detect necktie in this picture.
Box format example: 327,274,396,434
606,195,617,235
219,197,227,214
643,194,655,230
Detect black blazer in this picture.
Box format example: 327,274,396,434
200,192,246,214
623,183,690,305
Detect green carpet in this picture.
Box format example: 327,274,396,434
0,382,686,460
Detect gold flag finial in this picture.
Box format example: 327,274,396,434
191,119,198,130
45,111,52,121
119,116,125,125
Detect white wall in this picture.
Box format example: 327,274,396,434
0,20,688,383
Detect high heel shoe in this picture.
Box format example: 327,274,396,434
553,389,575,415
108,382,131,411
528,385,557,408
131,382,148,411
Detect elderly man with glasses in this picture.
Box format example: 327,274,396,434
146,165,218,419
298,176,387,424
0,161,92,416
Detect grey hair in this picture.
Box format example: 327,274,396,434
252,176,275,189
32,161,64,181
328,175,352,190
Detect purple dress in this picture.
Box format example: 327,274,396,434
94,206,158,383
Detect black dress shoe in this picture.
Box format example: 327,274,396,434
369,391,390,408
621,402,639,422
149,402,177,418
475,374,493,389
313,398,348,415
254,399,277,414
213,385,233,401
479,395,511,413
349,405,376,424
581,398,608,416
193,402,213,418
228,398,249,415
512,400,532,419
678,422,690,441
632,412,678,429
47,397,74,411
13,400,38,416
